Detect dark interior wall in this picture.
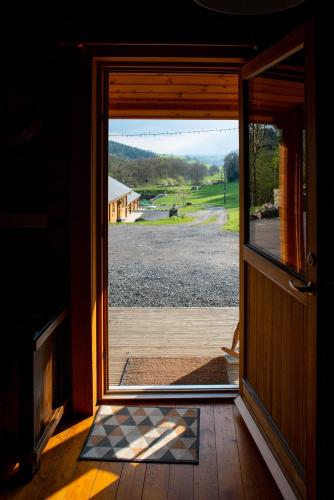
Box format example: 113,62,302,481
1,1,312,49
0,1,312,316
1,56,72,315
314,14,333,500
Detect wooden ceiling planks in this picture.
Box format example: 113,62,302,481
249,76,304,123
108,72,239,119
108,73,239,85
108,72,304,120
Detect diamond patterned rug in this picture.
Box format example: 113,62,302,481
79,406,200,464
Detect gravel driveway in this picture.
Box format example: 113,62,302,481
108,210,239,307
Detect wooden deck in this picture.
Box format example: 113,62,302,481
108,307,239,386
1,403,281,500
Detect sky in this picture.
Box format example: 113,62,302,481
108,119,239,157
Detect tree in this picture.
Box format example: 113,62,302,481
177,185,187,206
208,165,219,175
249,124,280,206
249,124,267,206
223,151,239,182
255,147,279,205
176,175,186,185
190,162,208,184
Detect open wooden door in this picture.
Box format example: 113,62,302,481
237,24,316,499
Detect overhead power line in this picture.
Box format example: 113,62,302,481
108,127,238,138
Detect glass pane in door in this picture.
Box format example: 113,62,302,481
247,49,306,276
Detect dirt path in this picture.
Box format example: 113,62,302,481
189,206,227,225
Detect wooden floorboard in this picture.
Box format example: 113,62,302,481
232,406,282,500
194,404,219,500
1,403,282,500
142,463,170,500
108,307,239,386
115,462,146,500
214,404,244,499
90,462,123,499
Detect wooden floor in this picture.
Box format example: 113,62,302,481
108,307,239,386
1,403,282,500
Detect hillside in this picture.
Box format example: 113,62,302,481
183,154,226,166
108,154,208,187
108,140,156,159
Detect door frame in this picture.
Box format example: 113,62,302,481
238,22,317,499
92,51,250,401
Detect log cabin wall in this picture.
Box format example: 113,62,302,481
128,199,140,213
108,202,116,223
107,196,127,223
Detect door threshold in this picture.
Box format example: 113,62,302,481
104,384,239,400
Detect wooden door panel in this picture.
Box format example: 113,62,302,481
245,264,307,469
239,23,316,499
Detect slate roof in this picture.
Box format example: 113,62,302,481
108,176,132,202
127,190,141,204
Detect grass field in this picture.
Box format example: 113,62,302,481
204,172,224,183
134,180,239,230
135,216,195,226
148,181,239,231
223,207,239,232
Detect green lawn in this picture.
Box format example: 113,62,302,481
222,182,239,232
135,216,195,226
223,207,239,232
204,172,224,183
135,181,239,231
150,181,239,231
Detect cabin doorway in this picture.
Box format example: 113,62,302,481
95,65,242,396
107,118,240,394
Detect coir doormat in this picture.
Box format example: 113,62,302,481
79,406,200,464
120,356,229,385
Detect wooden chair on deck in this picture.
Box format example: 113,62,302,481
221,322,239,358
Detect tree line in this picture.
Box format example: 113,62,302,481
108,140,156,159
108,155,209,186
108,152,240,188
109,128,284,208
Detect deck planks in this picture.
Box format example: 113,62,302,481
108,307,239,386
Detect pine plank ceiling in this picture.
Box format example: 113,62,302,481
108,71,304,121
108,72,239,119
